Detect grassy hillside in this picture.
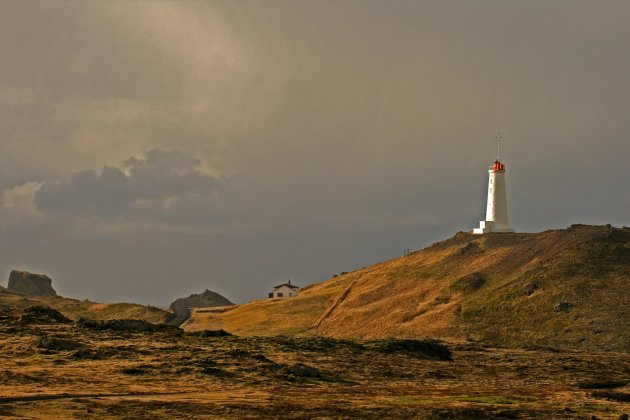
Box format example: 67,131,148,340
182,277,349,335
184,225,630,350
0,291,169,324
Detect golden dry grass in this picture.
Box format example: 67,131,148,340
0,292,169,324
184,273,354,336
184,225,630,351
0,309,629,419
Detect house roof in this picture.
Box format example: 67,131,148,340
273,283,300,291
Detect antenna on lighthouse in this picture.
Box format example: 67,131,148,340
495,132,502,161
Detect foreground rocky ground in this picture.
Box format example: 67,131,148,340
0,306,629,419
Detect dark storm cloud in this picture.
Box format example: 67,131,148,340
34,149,223,221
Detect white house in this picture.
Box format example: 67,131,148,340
268,281,300,299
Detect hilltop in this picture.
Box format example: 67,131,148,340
166,289,234,326
185,225,630,350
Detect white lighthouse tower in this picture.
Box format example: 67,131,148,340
473,134,514,234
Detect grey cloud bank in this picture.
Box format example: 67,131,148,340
35,149,223,221
0,0,629,304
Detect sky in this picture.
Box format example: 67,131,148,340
1,0,629,305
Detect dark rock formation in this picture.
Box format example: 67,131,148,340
375,339,453,361
275,363,326,381
166,289,234,326
454,242,480,256
76,318,180,334
36,335,83,352
524,281,541,296
7,270,57,297
554,301,574,312
19,306,71,324
450,272,485,294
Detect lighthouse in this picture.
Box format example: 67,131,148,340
473,134,515,234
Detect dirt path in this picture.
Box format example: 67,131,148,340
313,277,359,330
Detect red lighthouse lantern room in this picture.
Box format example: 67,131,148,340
492,161,505,172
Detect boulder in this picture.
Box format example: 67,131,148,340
166,289,234,326
7,270,57,297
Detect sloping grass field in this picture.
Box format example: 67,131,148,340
184,225,630,351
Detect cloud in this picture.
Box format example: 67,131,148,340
32,149,225,223
0,181,46,226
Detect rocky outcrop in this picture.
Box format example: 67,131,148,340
7,270,57,297
189,329,233,338
167,289,234,326
554,301,574,312
19,306,71,324
76,318,180,334
450,272,485,294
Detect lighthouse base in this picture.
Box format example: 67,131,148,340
473,220,514,235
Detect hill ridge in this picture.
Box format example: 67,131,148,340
184,224,629,351
0,293,170,324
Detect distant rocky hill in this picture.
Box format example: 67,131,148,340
1,270,169,323
8,270,57,296
185,225,630,351
166,289,234,326
0,292,170,324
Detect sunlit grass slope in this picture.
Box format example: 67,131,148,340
0,292,169,323
183,274,354,335
185,225,630,350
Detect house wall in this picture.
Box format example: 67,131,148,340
270,285,299,299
